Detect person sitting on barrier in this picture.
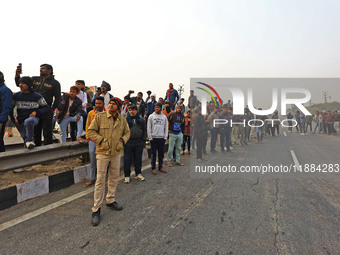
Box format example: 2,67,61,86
10,77,49,149
83,96,106,188
123,104,147,183
0,71,13,152
87,97,130,227
57,86,84,143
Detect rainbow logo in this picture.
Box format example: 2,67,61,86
196,82,223,107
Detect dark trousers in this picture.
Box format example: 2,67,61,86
306,122,312,132
124,140,144,177
202,132,207,153
34,110,53,146
196,133,204,159
210,128,218,151
0,121,6,152
182,135,191,151
220,127,232,151
288,120,293,131
327,123,334,134
150,138,165,170
71,111,87,141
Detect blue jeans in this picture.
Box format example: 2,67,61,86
256,126,264,142
60,116,83,143
18,117,39,143
89,140,97,181
0,121,6,152
313,122,322,134
167,133,183,163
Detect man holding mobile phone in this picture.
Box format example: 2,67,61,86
15,63,61,146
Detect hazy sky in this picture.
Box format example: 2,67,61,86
1,0,340,104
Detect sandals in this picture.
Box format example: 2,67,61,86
77,137,86,144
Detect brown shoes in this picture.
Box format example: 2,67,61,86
159,168,167,173
167,162,173,167
83,180,95,188
176,162,184,166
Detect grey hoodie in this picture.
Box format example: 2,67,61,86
147,112,169,140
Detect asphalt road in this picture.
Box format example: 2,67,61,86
0,129,339,255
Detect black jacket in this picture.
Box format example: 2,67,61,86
126,94,146,117
168,112,185,134
57,96,82,123
15,75,61,111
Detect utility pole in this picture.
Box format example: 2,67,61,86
178,84,184,98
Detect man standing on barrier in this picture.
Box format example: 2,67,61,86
15,64,61,146
87,97,130,226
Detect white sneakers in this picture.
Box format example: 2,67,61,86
134,174,145,181
25,141,35,149
125,174,145,183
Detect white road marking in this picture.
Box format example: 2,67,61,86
283,132,287,136
0,164,152,232
290,150,302,172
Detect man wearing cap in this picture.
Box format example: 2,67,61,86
0,72,13,152
91,81,113,109
87,97,130,226
165,83,179,111
10,77,49,149
147,102,168,175
15,64,61,146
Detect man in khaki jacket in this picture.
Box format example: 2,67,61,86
87,97,130,226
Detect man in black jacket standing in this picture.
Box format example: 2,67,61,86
57,86,84,143
15,64,61,146
123,105,147,183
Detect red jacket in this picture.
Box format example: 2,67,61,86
184,115,191,136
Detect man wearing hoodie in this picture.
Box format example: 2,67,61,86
166,105,185,167
147,103,168,175
0,72,13,152
10,77,49,149
15,64,61,146
164,83,179,110
124,105,147,183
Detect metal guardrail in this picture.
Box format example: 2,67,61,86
0,142,89,173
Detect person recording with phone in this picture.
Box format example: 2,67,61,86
15,63,61,146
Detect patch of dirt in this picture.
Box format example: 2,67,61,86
0,156,89,189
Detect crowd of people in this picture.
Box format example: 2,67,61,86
1,64,339,226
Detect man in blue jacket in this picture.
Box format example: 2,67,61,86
0,72,13,152
164,83,179,111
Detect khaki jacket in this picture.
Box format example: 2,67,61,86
87,111,130,156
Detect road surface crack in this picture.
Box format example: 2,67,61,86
273,178,280,254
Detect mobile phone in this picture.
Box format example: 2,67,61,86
18,63,22,74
